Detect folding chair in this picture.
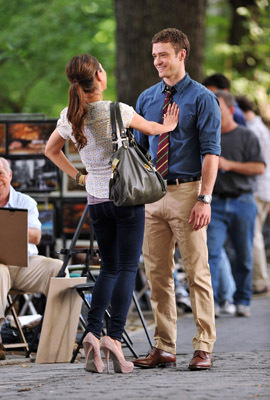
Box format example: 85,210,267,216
4,290,29,356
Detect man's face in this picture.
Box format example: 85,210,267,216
152,42,184,80
0,160,12,201
218,97,234,132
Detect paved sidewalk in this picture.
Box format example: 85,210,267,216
0,294,269,399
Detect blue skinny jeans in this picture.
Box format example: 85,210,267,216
86,202,145,341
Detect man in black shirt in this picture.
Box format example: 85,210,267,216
207,91,265,317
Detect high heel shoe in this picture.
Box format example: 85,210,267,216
83,332,104,373
100,336,134,374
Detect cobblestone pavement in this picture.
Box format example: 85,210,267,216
0,295,269,400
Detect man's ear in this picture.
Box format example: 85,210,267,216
178,49,186,61
229,106,235,116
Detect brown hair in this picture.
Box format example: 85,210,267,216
66,54,101,150
152,28,190,61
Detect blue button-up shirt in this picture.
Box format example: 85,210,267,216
134,73,221,179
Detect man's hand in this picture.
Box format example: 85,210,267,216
188,202,211,231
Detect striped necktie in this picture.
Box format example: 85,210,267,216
156,86,176,177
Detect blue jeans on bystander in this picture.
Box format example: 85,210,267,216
207,193,257,306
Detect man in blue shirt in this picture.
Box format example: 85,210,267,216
133,28,221,371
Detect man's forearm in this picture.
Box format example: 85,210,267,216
28,228,42,245
200,154,219,195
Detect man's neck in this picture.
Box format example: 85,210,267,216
164,69,186,87
221,121,238,134
0,191,10,208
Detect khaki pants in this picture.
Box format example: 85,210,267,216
0,255,63,326
143,181,216,354
253,197,270,291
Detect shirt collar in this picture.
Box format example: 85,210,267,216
6,186,17,208
161,72,191,94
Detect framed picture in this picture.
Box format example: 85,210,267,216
7,120,57,156
9,157,60,193
38,208,55,245
0,124,6,154
62,164,87,197
61,200,91,238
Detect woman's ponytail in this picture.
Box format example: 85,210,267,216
67,82,87,150
66,54,100,150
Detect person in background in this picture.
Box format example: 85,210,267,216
133,28,221,371
45,53,179,374
207,91,265,318
215,247,236,317
236,95,270,294
202,73,246,126
0,157,64,361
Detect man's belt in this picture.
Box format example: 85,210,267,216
166,176,201,185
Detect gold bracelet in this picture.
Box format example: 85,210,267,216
78,174,86,186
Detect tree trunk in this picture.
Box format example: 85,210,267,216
115,0,207,107
228,0,259,73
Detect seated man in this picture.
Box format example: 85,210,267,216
0,157,64,360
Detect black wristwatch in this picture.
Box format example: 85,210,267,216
197,195,212,204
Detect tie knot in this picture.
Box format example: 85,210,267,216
165,86,176,96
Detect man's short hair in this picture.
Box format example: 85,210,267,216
235,95,254,112
152,28,190,61
202,73,230,90
215,90,235,108
0,157,11,173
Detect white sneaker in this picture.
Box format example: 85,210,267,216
220,301,236,315
236,304,251,317
214,304,220,318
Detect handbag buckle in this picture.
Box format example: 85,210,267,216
111,158,119,171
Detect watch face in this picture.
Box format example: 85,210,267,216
204,195,212,203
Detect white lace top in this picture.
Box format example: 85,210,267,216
57,101,135,198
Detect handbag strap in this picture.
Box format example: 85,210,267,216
110,102,117,142
110,102,128,150
115,103,127,139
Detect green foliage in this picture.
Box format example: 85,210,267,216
1,0,269,120
205,0,270,120
0,0,115,117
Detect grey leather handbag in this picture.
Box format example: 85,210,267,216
109,102,167,206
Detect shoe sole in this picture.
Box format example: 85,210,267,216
133,362,176,369
188,365,212,371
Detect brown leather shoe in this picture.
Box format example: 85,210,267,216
188,350,212,370
133,347,176,369
0,343,6,360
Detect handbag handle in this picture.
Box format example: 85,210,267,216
110,102,129,150
115,103,127,139
110,102,117,142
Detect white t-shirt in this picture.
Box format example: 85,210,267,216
57,101,135,199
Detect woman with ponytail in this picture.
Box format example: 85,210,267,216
45,54,179,374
